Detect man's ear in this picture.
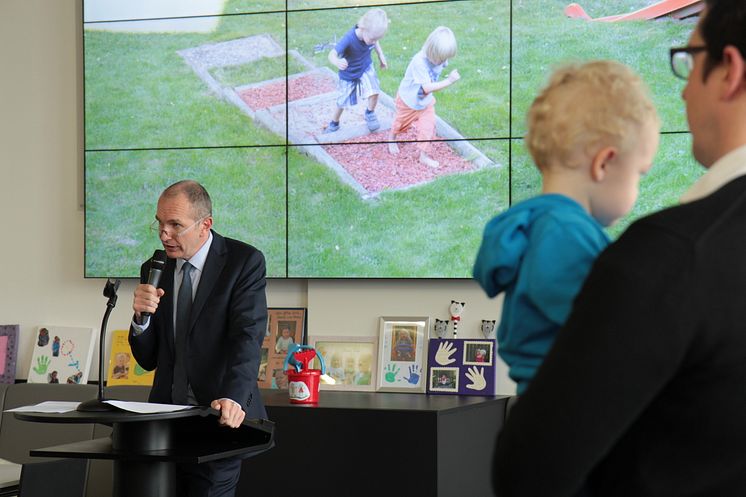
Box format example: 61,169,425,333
721,45,746,99
202,216,214,232
590,147,617,182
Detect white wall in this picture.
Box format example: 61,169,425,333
0,0,514,394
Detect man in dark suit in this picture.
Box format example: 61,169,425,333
130,180,268,497
494,1,746,496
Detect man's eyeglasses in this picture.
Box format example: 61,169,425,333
150,217,206,238
670,46,707,80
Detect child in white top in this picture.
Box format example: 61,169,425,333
275,326,295,354
388,26,460,168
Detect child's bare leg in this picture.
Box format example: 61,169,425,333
324,107,344,133
367,94,379,112
419,151,439,168
416,106,438,167
388,131,399,154
364,95,380,132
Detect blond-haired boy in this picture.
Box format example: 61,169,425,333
388,26,460,167
324,8,389,134
473,60,660,394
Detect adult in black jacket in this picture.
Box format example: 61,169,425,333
494,1,746,496
130,180,268,497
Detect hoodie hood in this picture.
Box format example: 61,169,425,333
473,194,593,297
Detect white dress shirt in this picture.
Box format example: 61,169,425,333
680,144,746,203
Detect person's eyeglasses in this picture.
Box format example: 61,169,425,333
150,216,206,238
670,46,707,80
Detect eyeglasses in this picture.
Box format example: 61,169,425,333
150,216,206,238
670,45,707,80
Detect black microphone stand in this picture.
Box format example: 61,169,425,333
77,278,121,412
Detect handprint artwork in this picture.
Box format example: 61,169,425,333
403,364,421,385
27,326,95,384
384,363,400,383
33,355,51,375
435,340,457,365
465,366,487,391
377,318,430,392
383,363,421,386
426,338,498,396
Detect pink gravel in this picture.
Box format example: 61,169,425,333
323,127,475,194
239,72,476,194
238,72,336,110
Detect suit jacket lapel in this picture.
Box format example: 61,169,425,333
189,231,226,334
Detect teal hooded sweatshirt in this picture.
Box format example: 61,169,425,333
473,194,610,394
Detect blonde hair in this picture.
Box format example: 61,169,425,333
358,8,389,38
423,26,457,65
526,60,659,172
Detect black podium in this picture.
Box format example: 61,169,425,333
14,407,274,497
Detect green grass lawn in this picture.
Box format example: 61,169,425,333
511,133,703,238
512,0,695,134
85,147,287,277
84,0,702,279
288,142,510,277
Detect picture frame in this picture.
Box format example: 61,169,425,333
308,336,378,392
0,325,19,384
426,338,499,396
376,316,430,393
462,340,494,366
429,366,460,393
259,307,307,389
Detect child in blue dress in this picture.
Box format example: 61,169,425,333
473,60,660,395
324,8,389,134
393,328,415,362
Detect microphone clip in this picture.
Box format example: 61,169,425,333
103,278,121,308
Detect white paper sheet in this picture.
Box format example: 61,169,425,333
0,460,21,488
103,400,196,413
5,401,81,413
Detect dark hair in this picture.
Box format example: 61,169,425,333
162,180,213,219
702,0,746,78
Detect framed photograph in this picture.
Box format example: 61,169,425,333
308,336,378,392
376,316,430,393
463,340,494,366
259,307,307,389
0,324,19,384
430,367,460,393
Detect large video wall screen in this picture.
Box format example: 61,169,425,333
84,0,701,279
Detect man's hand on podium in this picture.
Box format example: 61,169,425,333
211,399,246,428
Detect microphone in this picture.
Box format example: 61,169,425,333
141,249,167,318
